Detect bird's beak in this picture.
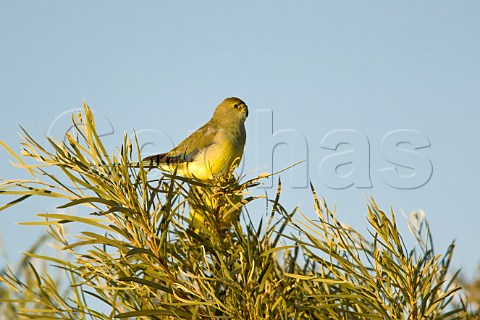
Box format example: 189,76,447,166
243,104,249,118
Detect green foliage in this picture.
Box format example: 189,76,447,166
456,267,480,318
0,103,474,319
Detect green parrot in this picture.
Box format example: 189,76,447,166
143,97,248,181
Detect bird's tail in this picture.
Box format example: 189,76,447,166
90,156,165,170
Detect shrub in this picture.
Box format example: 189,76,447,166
0,103,472,319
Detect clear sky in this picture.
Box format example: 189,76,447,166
1,2,479,278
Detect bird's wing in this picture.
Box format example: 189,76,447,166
143,121,218,165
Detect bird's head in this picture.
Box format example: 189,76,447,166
213,97,249,124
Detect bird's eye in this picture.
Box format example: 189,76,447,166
233,104,239,109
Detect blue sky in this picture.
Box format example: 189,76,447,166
1,1,480,278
